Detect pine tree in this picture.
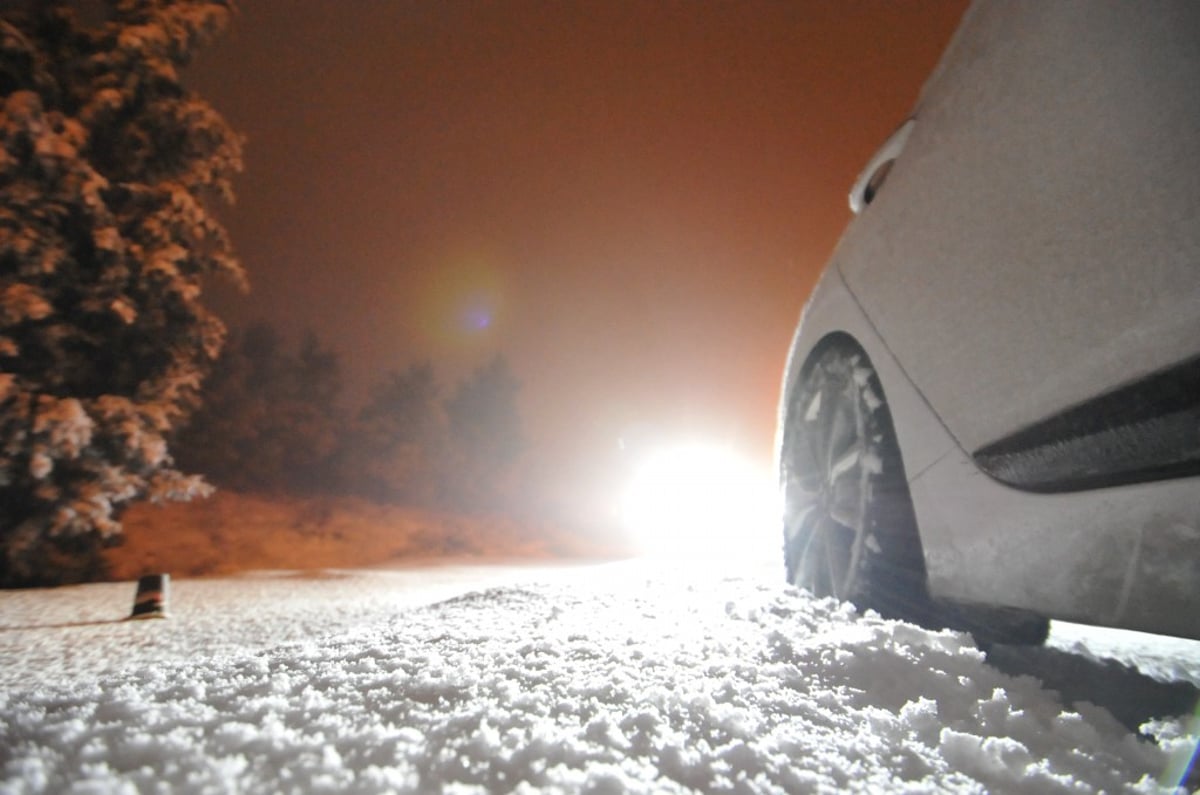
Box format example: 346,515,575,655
343,361,444,504
0,1,243,585
173,324,345,495
444,356,524,509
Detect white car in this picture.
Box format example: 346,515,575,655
777,0,1200,644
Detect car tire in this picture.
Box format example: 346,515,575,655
781,337,1049,646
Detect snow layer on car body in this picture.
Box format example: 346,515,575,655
840,0,1200,452
778,0,1200,638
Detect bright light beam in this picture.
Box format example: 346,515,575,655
620,442,779,562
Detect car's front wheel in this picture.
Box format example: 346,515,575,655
782,338,930,622
781,337,1049,646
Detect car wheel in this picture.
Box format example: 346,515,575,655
782,338,928,620
781,337,1049,646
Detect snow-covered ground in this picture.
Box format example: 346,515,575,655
1,559,1197,793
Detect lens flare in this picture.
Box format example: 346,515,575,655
414,253,505,349
462,301,493,331
1161,700,1200,790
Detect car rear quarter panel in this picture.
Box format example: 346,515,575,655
909,447,1200,638
837,0,1200,454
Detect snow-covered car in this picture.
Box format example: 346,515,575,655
777,1,1200,644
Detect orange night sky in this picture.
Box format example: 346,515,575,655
188,1,968,517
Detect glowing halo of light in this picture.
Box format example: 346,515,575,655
414,250,507,350
620,441,779,562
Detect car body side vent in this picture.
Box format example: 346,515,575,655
973,356,1200,493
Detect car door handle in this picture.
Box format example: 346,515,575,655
850,118,916,214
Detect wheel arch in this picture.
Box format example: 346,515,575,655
777,266,959,498
777,293,1052,643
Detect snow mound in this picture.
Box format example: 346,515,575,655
0,569,1195,793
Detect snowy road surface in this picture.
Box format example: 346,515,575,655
0,559,1197,793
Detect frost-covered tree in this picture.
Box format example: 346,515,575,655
0,1,243,585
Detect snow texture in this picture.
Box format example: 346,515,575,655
0,562,1197,794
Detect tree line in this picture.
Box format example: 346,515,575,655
0,0,525,587
172,323,524,511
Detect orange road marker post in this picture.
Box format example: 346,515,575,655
129,573,169,620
